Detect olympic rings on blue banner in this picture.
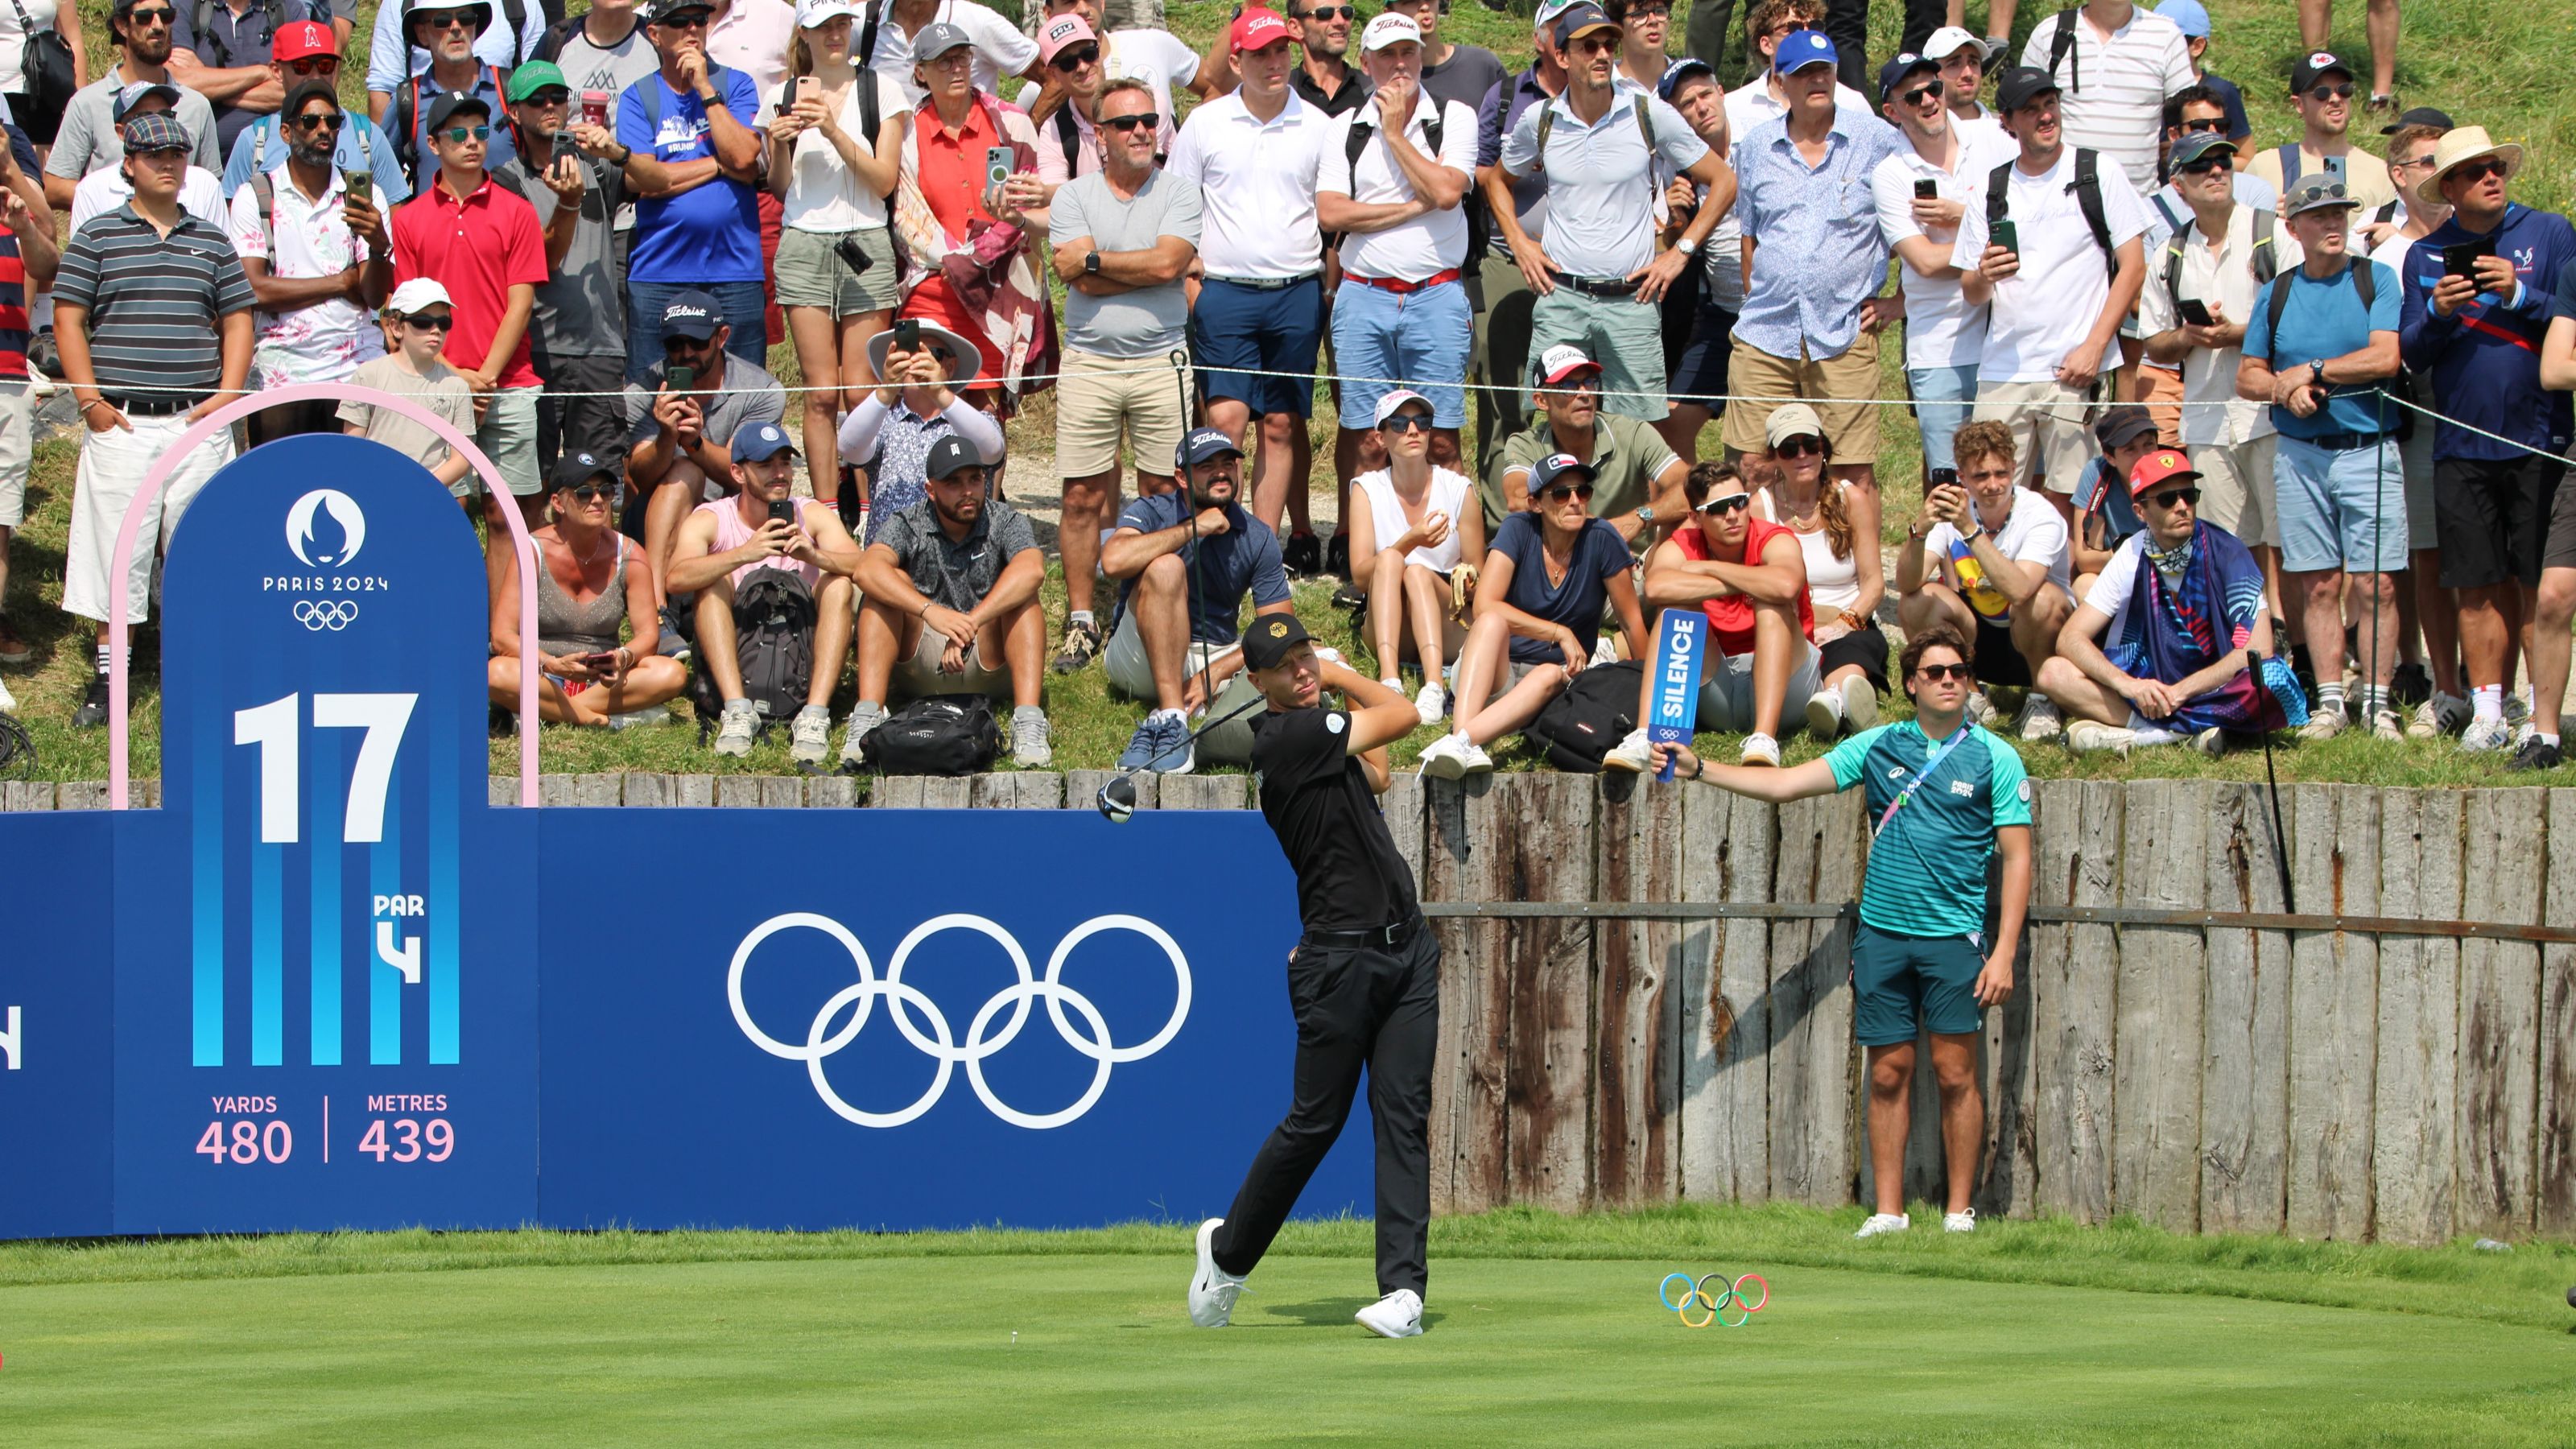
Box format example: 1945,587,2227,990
1657,1270,1772,1328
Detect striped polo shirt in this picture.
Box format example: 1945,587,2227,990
54,203,255,399
0,222,27,381
1826,721,2032,939
2017,7,2195,193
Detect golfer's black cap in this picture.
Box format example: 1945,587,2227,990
1241,613,1313,672
550,449,619,491
2092,404,2158,454
925,433,985,481
2380,105,2452,135
1994,64,2058,114
422,90,493,134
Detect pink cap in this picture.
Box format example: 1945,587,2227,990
1039,13,1096,62
1231,7,1291,52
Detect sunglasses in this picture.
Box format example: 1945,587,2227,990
2304,83,2355,101
440,124,493,142
1539,481,1596,503
656,9,713,26
1100,111,1160,132
283,56,337,72
2177,116,2227,134
403,312,456,330
1899,81,1943,105
1380,413,1433,434
2391,152,2437,171
2450,157,2509,184
524,89,572,106
1572,35,1620,54
2179,156,2232,175
415,7,489,29
1773,435,1823,457
2143,485,2201,509
123,5,175,23
1051,43,1099,70
560,482,615,502
291,111,345,131
1301,4,1357,18
1624,2,1671,14
1916,662,1972,682
1699,493,1752,516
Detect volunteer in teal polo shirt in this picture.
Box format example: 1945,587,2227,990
1647,621,2032,1240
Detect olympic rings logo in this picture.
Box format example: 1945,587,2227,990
293,600,360,631
1658,1271,1771,1328
728,911,1192,1130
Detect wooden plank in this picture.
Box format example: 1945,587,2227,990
57,781,109,811
806,775,859,809
2031,779,2120,1224
134,779,161,808
488,778,514,807
0,780,55,811
972,773,1063,809
2539,789,2576,1237
1977,872,2039,1219
873,776,972,810
1678,786,1773,1204
570,775,621,808
1766,790,1860,1207
1158,775,1245,811
668,774,716,807
1422,775,1509,1213
756,777,806,809
1593,775,1680,1208
2198,782,2292,1236
1500,773,1596,1212
2455,789,2545,1238
2113,778,2207,1231
1066,768,1156,812
1380,774,1426,898
2372,789,2462,1246
715,775,763,809
2285,786,2379,1241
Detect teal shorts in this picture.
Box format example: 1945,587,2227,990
1852,921,1985,1046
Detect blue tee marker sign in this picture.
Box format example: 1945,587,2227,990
1647,609,1707,780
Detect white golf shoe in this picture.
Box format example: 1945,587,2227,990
1854,1212,1910,1239
1944,1208,1976,1233
1355,1288,1424,1339
1189,1217,1247,1327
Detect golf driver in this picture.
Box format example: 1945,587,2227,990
2246,649,2297,914
1095,694,1273,821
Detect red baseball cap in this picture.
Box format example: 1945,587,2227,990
2127,448,2202,501
1231,7,1291,52
275,19,338,60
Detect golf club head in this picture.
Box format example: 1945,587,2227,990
1096,775,1138,823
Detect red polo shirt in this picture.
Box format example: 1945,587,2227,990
902,98,1010,384
391,172,547,390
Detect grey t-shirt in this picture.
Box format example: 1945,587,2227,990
551,19,661,231
47,70,224,180
1046,168,1200,358
624,354,787,448
493,149,629,360
872,497,1038,613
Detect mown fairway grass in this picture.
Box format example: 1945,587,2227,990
4,1205,2574,1444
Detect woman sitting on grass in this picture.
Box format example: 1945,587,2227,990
487,454,688,728
1415,451,1645,779
1348,389,1483,728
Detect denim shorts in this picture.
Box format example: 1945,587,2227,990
1909,363,1980,474
2273,434,2408,575
1330,277,1470,429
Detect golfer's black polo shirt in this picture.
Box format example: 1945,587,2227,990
1250,705,1417,935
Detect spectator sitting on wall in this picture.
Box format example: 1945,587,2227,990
2040,447,2308,753
339,279,478,493
1606,458,1816,771
848,434,1055,767
487,451,689,727
625,287,787,602
1100,426,1294,774
1348,390,1484,727
1896,417,2075,741
1416,450,1646,779
665,421,865,761
837,318,1008,544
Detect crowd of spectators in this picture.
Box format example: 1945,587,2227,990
0,0,2568,777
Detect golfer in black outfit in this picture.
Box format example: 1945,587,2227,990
1189,614,1442,1340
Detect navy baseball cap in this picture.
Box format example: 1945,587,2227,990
1550,1,1614,49
2380,105,2451,135
2290,50,2353,93
2168,131,2236,170
1656,56,1714,101
551,450,620,490
111,80,180,121
1876,52,1938,102
1241,613,1314,672
1994,64,2059,113
1175,426,1245,471
422,89,493,134
731,421,798,463
1774,27,1836,74
1532,452,1596,494
658,289,724,341
925,433,985,480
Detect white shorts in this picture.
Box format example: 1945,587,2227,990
61,412,235,624
0,381,30,528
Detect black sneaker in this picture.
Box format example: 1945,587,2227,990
27,328,60,380
1281,529,1322,576
1050,615,1102,674
2389,662,2431,708
2508,735,2563,772
70,676,109,729
1325,530,1351,580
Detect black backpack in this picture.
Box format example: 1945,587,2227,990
2161,207,2280,314
391,63,506,185
864,695,1001,775
1988,147,2117,280
1521,659,1641,774
686,567,819,740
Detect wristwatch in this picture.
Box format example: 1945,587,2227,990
1960,522,1987,543
1672,236,1698,256
1084,250,1102,277
1635,506,1655,525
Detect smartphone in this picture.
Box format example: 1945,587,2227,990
893,317,921,352
767,497,797,525
1990,217,2018,255
1927,466,1959,497
1913,178,1938,200
2176,297,2215,327
2444,238,2494,279
342,167,371,203
666,362,696,394
984,144,1014,196
580,89,610,128
2322,155,2346,178
791,75,819,109
580,650,620,673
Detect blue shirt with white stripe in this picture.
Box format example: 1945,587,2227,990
1825,721,2031,939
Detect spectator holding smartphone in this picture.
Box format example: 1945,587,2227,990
623,288,787,600
486,450,689,728
229,82,394,444
836,319,1005,546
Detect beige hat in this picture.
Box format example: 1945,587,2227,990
1764,402,1826,450
2413,124,2524,210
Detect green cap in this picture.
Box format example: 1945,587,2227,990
504,60,568,103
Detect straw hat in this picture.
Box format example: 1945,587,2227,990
2413,124,2524,209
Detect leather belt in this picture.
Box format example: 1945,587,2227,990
106,391,205,416
2289,429,2390,452
1550,272,1637,299
1203,272,1319,291
1302,914,1425,951
1346,268,1462,294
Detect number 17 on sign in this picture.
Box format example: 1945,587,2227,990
1647,610,1706,782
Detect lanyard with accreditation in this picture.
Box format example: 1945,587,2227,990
1875,724,1972,838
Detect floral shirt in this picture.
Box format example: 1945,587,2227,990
227,167,385,389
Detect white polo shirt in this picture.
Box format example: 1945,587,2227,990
2017,7,2194,194
2137,201,2302,446
1949,144,2150,383
1872,126,2018,369
1321,93,1479,283
867,0,1040,109
1501,86,1707,280
1167,88,1331,281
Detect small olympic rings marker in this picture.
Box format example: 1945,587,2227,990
1658,1270,1770,1328
293,599,359,632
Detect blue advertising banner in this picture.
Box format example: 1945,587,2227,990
0,811,117,1240
1646,609,1707,781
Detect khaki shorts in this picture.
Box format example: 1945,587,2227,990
774,225,899,315
2188,434,2279,550
1971,378,2097,495
1719,332,1883,462
2136,365,2185,448
0,381,28,528
1056,346,1189,481
894,621,1013,703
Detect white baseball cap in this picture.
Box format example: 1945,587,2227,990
794,0,864,27
385,278,452,316
1534,0,1577,31
1921,25,1988,60
1361,11,1422,51
1373,389,1433,427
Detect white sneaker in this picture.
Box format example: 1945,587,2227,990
1604,726,1653,773
2410,692,2469,739
1963,690,2001,729
1354,1288,1424,1339
2297,708,2347,742
1414,683,1447,727
2192,727,2227,758
2370,708,2405,742
1010,708,1054,767
839,703,886,768
712,699,759,757
1189,1218,1247,1328
1416,732,1471,780
2462,716,2513,753
788,704,832,764
2066,720,2135,755
1803,686,1844,741
1458,740,1494,775
2017,694,2064,743
1854,1212,1910,1239
1841,674,1879,733
1740,732,1781,767
1943,1208,1976,1233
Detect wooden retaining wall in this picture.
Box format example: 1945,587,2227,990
11,771,2570,1242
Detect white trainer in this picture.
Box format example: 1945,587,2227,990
2017,694,2064,743
1944,1208,1975,1233
2369,708,2405,743
1416,733,1471,780
712,699,759,758
1740,732,1781,767
1189,1217,1247,1328
1854,1212,1910,1239
788,704,832,764
1963,691,2002,730
1603,727,1653,773
1803,687,1844,741
2192,727,2227,758
2411,692,2469,739
2066,720,2134,755
1414,683,1447,727
1354,1288,1424,1339
1459,740,1495,774
2462,716,2513,753
1841,673,1879,733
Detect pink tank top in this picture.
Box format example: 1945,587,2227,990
697,497,827,591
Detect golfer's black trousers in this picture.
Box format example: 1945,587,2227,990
1212,923,1441,1298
